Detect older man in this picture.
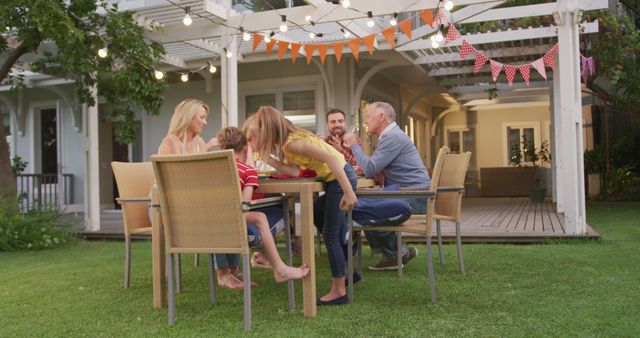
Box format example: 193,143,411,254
343,101,431,270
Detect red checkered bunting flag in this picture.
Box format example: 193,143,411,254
552,43,559,53
531,58,546,80
543,49,556,71
434,8,448,27
504,65,517,86
445,24,461,45
587,57,595,75
518,64,531,85
474,52,488,73
490,59,503,82
459,40,475,59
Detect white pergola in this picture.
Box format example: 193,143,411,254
77,0,607,234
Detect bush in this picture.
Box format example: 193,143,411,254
0,208,77,251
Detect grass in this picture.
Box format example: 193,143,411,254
1,201,639,337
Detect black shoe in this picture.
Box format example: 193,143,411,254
402,247,419,265
369,254,400,270
317,294,348,306
344,272,361,286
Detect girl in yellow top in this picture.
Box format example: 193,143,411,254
246,106,358,306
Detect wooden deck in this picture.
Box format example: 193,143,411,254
76,197,599,243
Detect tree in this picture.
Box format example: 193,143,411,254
0,0,166,214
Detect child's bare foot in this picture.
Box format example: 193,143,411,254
250,252,272,269
274,264,310,283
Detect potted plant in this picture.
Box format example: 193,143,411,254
510,136,552,202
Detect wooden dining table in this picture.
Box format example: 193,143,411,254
149,176,376,318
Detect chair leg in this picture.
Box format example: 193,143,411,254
242,253,252,331
347,211,354,302
455,222,465,274
208,254,217,304
175,253,181,293
425,236,437,303
316,231,321,257
357,233,363,277
194,253,200,267
436,220,445,264
283,200,295,310
167,253,176,325
397,232,403,278
124,236,131,288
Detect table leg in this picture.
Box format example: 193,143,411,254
151,200,166,308
300,185,317,317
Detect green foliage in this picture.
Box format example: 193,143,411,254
510,135,551,187
10,156,27,175
0,208,76,251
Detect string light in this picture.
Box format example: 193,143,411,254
305,15,312,22
97,47,108,58
224,48,233,58
182,6,192,26
341,28,351,38
241,27,251,41
444,0,454,11
366,11,375,28
208,61,217,73
264,32,272,43
279,15,288,32
309,32,316,39
180,73,189,82
430,35,440,48
341,0,351,8
389,12,398,26
435,30,444,42
153,69,164,80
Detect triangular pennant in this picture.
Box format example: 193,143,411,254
419,10,434,26
290,43,302,63
518,64,531,85
265,39,277,56
531,58,546,80
382,27,396,49
588,57,595,76
434,8,448,27
362,35,376,55
347,38,361,61
504,64,517,86
304,44,318,64
581,55,588,83
444,24,461,44
399,19,412,39
474,52,488,73
459,40,475,59
490,59,503,82
277,41,289,61
252,33,264,52
317,44,329,64
332,42,345,63
552,43,559,53
543,49,556,71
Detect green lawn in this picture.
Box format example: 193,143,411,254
1,202,639,337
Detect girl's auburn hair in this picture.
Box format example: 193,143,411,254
217,126,246,152
251,106,312,164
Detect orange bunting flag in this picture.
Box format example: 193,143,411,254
347,38,361,61
290,43,302,63
382,27,396,49
420,10,433,26
362,35,375,55
304,44,318,64
252,33,264,52
265,39,277,56
317,44,329,64
332,42,345,63
399,19,413,39
277,41,289,61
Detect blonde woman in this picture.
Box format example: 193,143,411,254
245,106,358,306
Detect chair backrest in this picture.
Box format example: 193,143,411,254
435,151,472,221
111,161,155,235
429,146,450,193
151,150,249,254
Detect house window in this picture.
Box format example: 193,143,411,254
40,108,57,175
2,110,10,158
245,93,276,118
243,89,317,132
504,122,540,166
447,128,474,155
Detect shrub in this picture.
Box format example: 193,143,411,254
0,208,77,251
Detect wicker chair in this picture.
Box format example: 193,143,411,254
152,150,293,330
111,161,155,289
433,151,471,273
347,146,450,303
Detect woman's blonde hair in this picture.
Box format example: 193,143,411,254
167,98,209,143
249,106,312,163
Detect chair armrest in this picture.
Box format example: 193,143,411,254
437,186,465,193
116,197,151,205
355,189,436,200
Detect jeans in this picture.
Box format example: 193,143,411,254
215,206,284,269
320,164,357,278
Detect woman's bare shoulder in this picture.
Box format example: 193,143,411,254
158,135,182,154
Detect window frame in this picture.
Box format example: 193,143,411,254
502,121,541,167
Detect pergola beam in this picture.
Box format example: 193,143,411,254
459,0,607,24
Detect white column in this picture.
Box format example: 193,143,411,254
83,85,100,231
556,0,587,234
221,34,238,127
551,73,564,212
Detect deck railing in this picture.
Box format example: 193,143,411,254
15,174,73,213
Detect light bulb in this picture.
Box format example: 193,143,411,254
367,19,375,28
264,34,271,43
435,31,444,42
390,17,397,26
180,73,189,82
309,32,316,39
444,0,454,11
154,70,164,80
343,30,351,38
97,47,108,58
225,49,233,58
305,15,312,22
183,13,192,26
242,31,251,41
209,64,217,73
280,23,288,32
341,0,350,8
431,40,439,48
